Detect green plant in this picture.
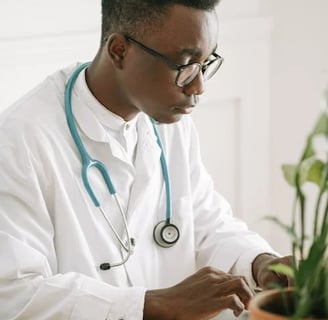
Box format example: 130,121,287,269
268,101,328,319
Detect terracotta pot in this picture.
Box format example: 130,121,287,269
248,288,327,320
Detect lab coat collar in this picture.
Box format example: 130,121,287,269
70,68,108,143
68,67,161,164
70,68,149,145
84,94,140,136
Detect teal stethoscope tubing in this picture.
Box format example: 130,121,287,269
65,62,172,220
65,62,116,205
64,63,174,260
149,118,172,224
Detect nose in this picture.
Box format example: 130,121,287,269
182,72,205,97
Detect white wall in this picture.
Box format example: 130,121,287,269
259,0,328,254
0,0,101,108
193,12,274,244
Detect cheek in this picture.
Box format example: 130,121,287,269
124,62,182,110
133,61,171,91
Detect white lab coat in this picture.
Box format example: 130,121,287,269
0,64,275,320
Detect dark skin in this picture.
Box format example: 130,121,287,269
86,4,293,319
86,5,208,123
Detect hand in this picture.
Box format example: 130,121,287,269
252,254,293,289
143,266,254,320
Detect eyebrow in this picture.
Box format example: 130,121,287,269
177,44,218,59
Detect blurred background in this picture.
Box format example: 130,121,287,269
0,0,327,255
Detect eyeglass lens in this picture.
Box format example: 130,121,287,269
177,64,201,87
176,58,222,87
203,59,222,80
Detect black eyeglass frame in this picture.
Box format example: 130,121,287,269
125,35,223,88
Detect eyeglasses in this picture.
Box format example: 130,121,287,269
125,36,223,88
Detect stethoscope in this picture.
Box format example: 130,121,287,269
64,62,180,270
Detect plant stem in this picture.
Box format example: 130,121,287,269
291,196,298,275
320,163,328,235
295,170,306,260
321,195,328,236
314,189,324,237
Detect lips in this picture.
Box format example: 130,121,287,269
172,96,199,115
173,105,195,114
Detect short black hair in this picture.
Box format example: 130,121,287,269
101,0,220,46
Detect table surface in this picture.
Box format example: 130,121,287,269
212,310,249,320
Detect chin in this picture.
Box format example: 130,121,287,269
152,114,183,125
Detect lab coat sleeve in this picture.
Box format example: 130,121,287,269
0,133,145,320
187,119,278,287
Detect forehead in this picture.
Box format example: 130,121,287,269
146,4,218,57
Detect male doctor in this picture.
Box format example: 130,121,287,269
0,0,292,319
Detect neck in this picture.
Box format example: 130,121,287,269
85,51,140,121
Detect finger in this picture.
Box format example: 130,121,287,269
219,277,254,307
266,270,289,287
197,266,233,281
219,294,245,317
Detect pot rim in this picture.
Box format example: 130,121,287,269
249,288,293,320
249,288,327,320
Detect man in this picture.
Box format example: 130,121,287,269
0,1,291,319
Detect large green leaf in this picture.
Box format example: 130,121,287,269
268,263,294,278
282,164,298,186
307,159,326,187
292,293,312,320
302,136,315,160
293,263,327,318
282,158,326,188
312,112,328,136
295,234,327,289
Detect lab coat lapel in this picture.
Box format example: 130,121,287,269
72,92,107,143
127,116,161,219
72,101,129,164
123,116,163,286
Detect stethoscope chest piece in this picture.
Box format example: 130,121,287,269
153,220,180,248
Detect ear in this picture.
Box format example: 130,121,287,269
106,33,128,69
